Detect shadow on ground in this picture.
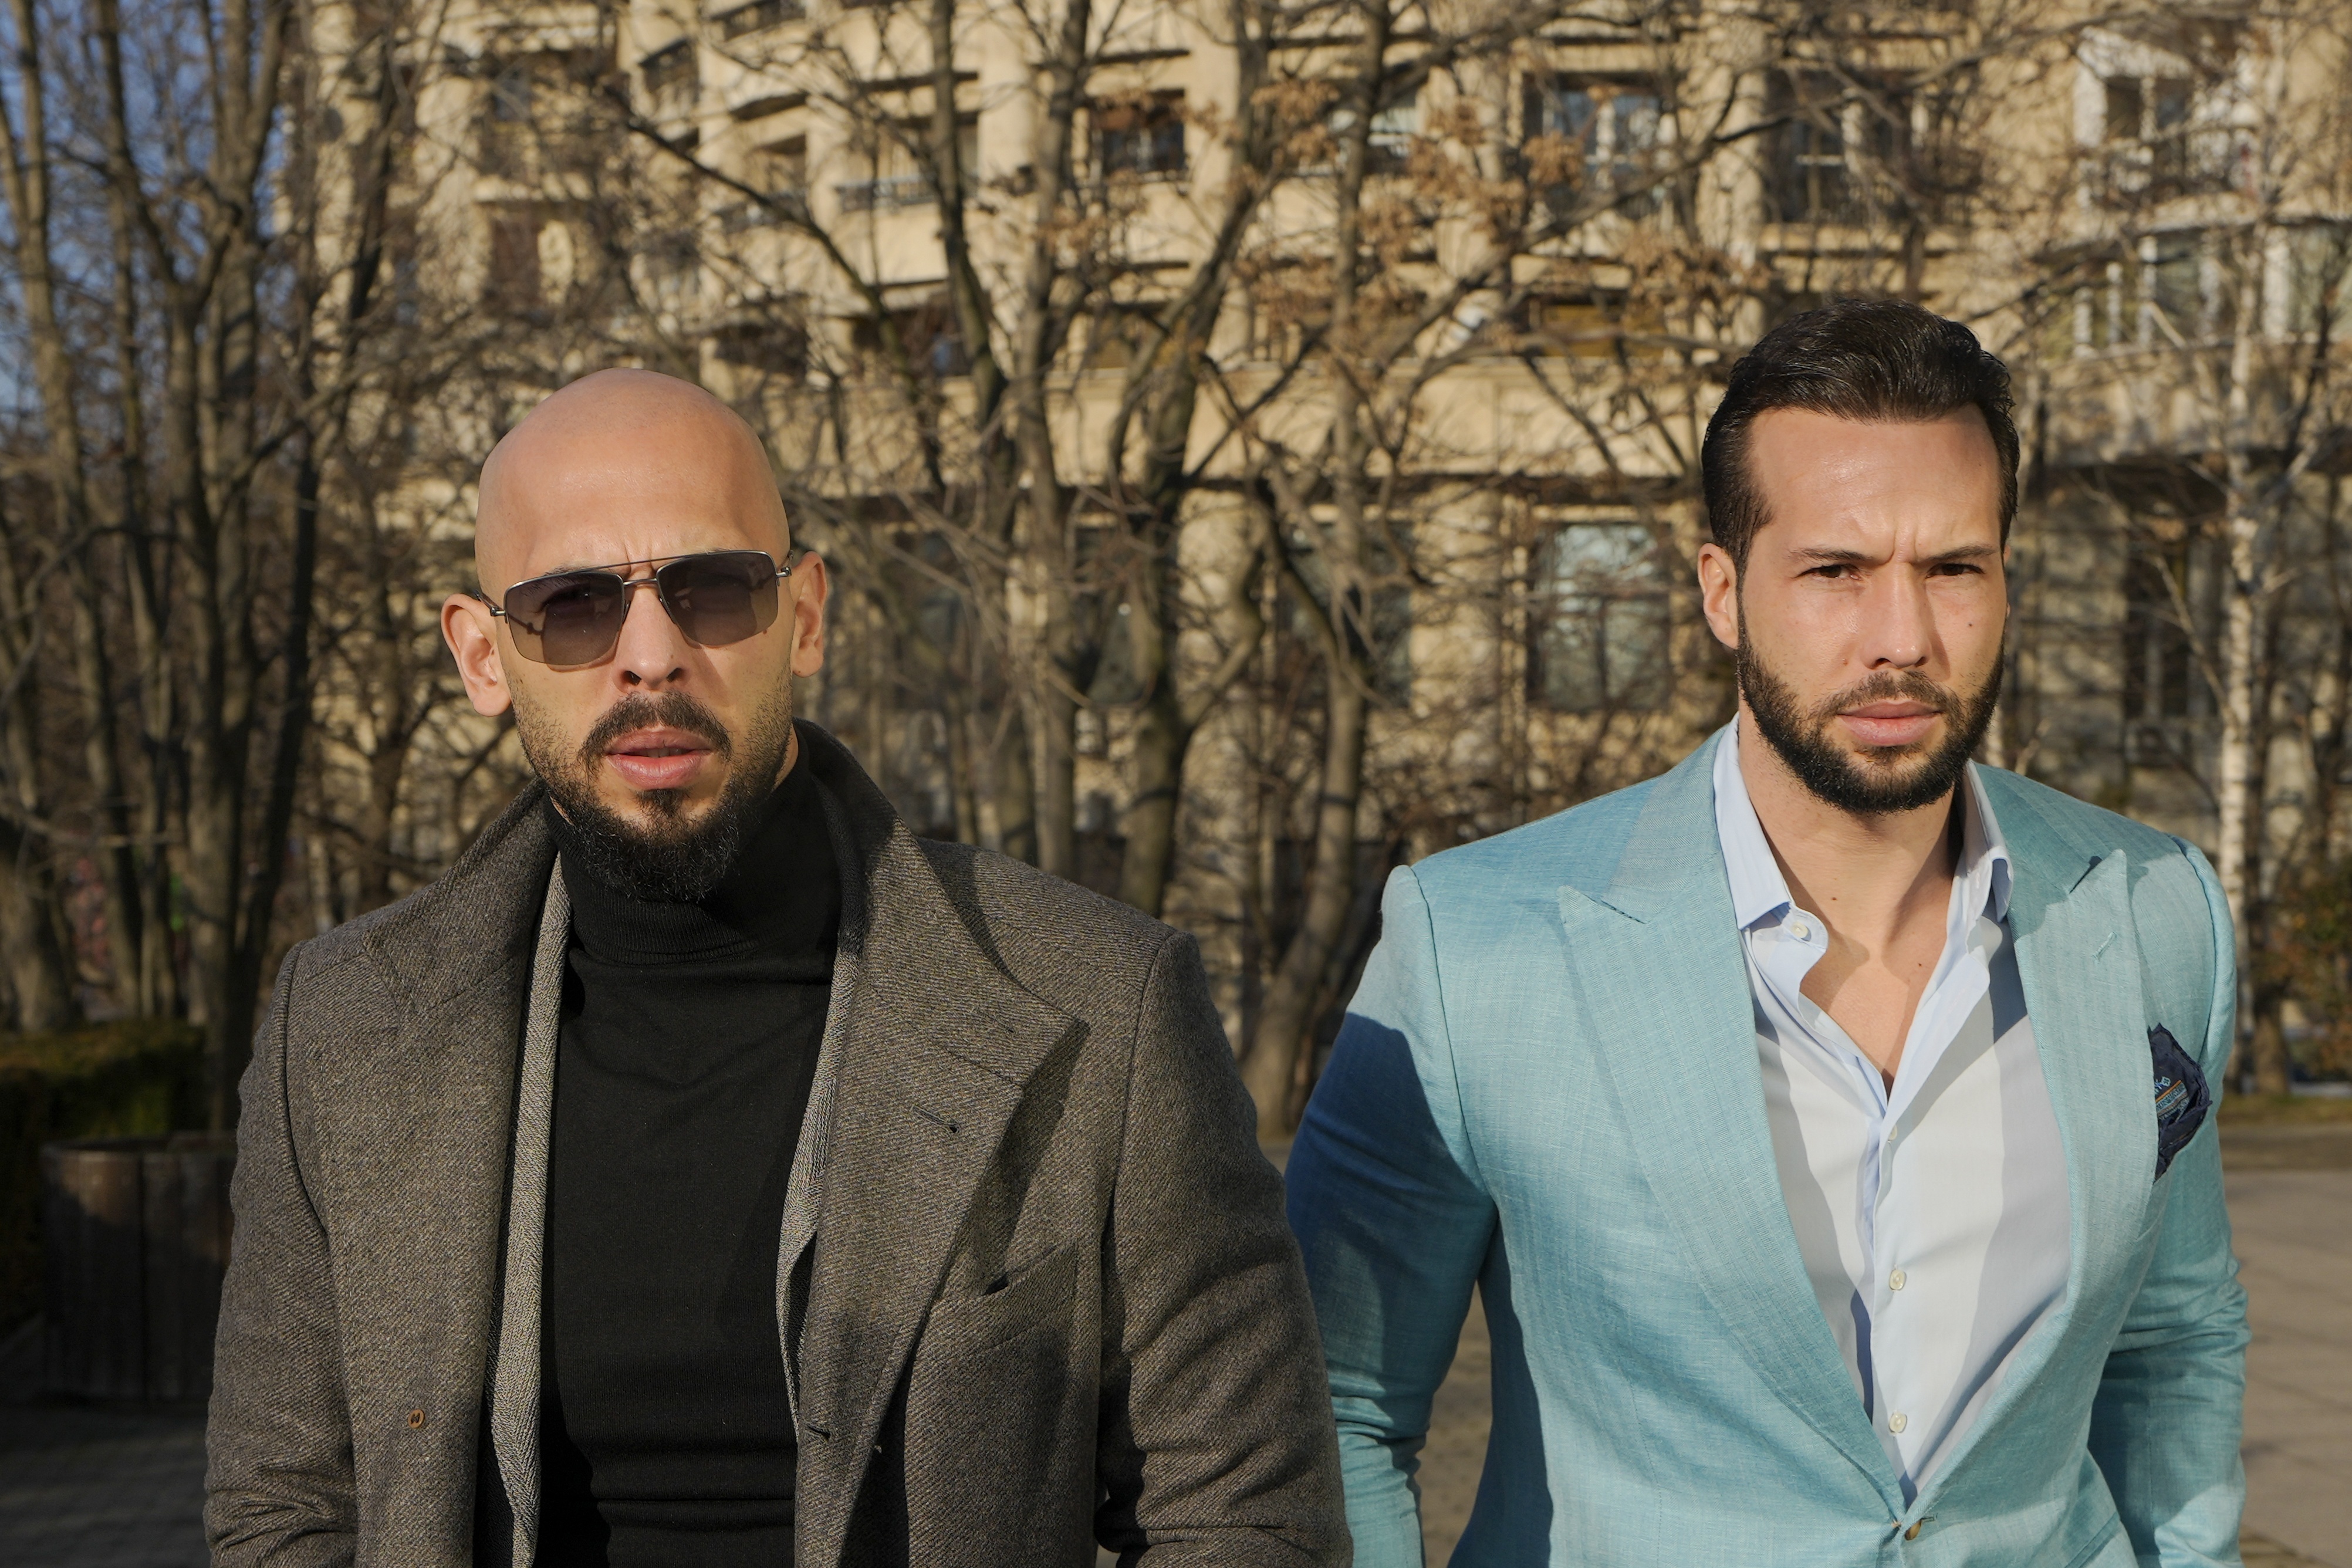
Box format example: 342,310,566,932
0,1318,207,1568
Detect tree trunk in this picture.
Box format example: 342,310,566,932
98,0,181,1020
0,826,76,1030
2211,236,2267,1090
1240,679,1368,1134
1239,9,1386,1135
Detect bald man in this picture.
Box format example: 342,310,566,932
204,371,1347,1567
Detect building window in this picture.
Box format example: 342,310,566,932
641,41,698,115
485,209,542,312
721,136,808,230
642,231,699,309
489,61,534,123
2099,73,2216,202
1525,76,1664,214
2289,224,2352,337
2148,231,2203,336
1366,92,1418,175
2052,232,2215,354
713,317,809,377
1284,529,1412,704
1095,94,1185,178
839,117,976,212
1532,522,1670,714
1520,292,1664,357
716,0,803,38
2123,548,2196,724
1767,70,1905,225
852,298,968,376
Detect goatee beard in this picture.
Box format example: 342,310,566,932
516,687,795,903
1736,630,2001,817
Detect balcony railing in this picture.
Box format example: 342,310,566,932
837,175,935,212
719,190,808,231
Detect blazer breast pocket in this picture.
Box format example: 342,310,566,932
918,1237,1090,1362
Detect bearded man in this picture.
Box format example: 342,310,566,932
1286,300,2246,1566
204,370,1346,1567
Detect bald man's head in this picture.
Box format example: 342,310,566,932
441,367,829,902
474,368,789,594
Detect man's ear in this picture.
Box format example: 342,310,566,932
1697,542,1741,654
786,552,830,678
442,593,514,717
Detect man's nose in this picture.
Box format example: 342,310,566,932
1861,569,1934,669
611,577,689,687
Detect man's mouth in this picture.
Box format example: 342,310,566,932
602,726,717,792
1836,700,1942,750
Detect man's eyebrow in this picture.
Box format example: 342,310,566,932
1787,543,1999,566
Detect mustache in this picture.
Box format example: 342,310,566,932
579,692,734,766
1806,669,1964,731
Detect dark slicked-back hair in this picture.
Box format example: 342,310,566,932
1701,298,2020,569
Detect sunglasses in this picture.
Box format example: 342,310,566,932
484,549,793,666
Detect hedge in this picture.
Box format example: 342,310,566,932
0,1019,209,1330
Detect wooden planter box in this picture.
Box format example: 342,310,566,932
40,1134,235,1403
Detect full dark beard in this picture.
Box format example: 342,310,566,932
1737,632,2000,817
515,685,795,903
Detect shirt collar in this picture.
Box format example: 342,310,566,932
1711,718,2013,931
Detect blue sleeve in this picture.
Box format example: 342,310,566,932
1285,865,1498,1568
2088,840,2249,1567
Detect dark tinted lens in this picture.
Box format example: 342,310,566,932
657,551,779,647
503,572,626,665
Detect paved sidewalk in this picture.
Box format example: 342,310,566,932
0,1322,207,1567
2232,1168,2352,1567
0,1163,2341,1566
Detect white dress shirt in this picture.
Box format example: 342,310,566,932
1712,721,2070,1501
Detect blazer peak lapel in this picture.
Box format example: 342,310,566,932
1921,842,2151,1502
789,811,1081,1568
1565,746,1902,1507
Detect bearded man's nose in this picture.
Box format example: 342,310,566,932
613,585,692,686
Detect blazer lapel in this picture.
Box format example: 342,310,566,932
786,729,1082,1568
1915,810,2151,1503
1567,739,1904,1509
343,785,555,1557
485,867,570,1566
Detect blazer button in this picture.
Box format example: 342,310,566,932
407,1409,426,1430
1905,1519,1925,1541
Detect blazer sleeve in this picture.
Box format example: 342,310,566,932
1285,866,1498,1568
1093,930,1350,1566
2087,840,2250,1568
205,947,359,1567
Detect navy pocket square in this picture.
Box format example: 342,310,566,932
2150,1025,2211,1180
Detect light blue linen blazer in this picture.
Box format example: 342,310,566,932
1287,732,2248,1568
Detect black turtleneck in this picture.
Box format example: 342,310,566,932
538,754,840,1566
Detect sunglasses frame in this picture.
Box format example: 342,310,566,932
481,549,795,666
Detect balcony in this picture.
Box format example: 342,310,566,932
717,0,803,38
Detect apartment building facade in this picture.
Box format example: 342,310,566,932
353,0,2350,1064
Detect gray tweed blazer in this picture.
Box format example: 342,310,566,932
204,724,1347,1567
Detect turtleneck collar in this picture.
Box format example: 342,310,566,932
544,752,841,969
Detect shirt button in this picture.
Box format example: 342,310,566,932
1889,1269,1907,1292
1789,919,1811,940
1889,1412,1909,1434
